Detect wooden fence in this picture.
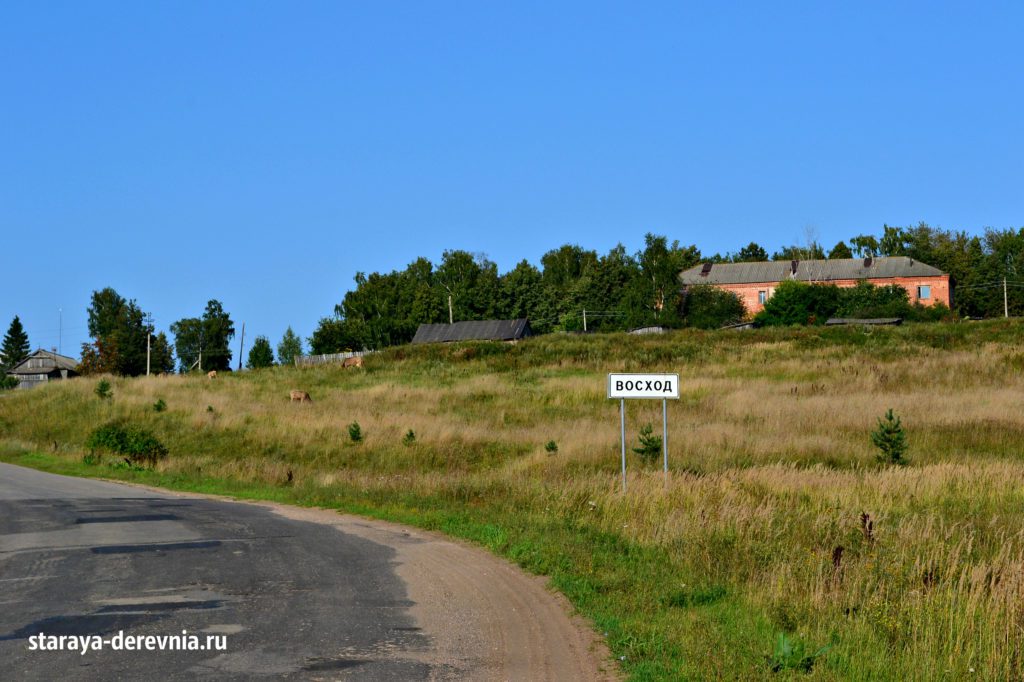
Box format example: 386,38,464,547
293,350,372,367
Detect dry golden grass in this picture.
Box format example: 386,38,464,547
3,321,1024,678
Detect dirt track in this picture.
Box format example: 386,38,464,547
264,503,618,681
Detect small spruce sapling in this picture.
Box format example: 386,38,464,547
633,424,662,462
95,379,113,400
871,408,908,465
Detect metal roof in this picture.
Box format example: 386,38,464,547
679,256,945,285
412,319,532,344
7,348,79,375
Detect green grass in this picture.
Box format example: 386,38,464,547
4,319,1024,679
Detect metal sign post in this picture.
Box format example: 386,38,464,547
620,398,626,492
663,397,668,487
608,373,680,493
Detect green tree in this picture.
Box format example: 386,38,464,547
149,332,176,374
246,336,275,369
585,245,641,332
434,250,502,323
201,300,235,371
309,316,370,354
1,316,31,371
772,242,825,261
81,288,155,376
498,260,545,325
169,317,203,372
849,235,880,258
637,233,701,327
277,327,303,366
170,300,235,373
537,244,600,329
871,409,908,465
733,242,769,262
827,241,853,259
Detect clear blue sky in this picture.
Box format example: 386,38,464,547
3,1,1022,358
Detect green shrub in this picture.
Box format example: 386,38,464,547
633,424,662,462
757,280,954,327
768,632,831,673
682,285,747,328
153,398,167,412
348,421,363,443
402,429,416,446
94,379,113,400
86,421,168,468
545,440,558,454
0,375,18,390
755,280,842,326
872,408,908,465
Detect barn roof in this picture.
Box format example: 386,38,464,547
7,348,79,375
412,319,532,344
679,256,945,286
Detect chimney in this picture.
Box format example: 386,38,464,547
790,260,799,276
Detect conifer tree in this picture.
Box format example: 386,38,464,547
1,316,31,371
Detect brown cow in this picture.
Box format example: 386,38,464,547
207,370,217,380
290,390,312,403
342,356,363,369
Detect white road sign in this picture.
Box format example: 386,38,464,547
607,373,680,400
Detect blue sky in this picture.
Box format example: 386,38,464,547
3,1,1022,358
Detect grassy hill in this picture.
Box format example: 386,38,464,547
4,321,1024,679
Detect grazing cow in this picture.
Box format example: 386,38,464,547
342,356,363,369
207,370,217,380
290,390,312,403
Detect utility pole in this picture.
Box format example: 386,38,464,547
583,309,587,332
146,332,151,376
58,308,62,355
443,285,454,324
238,322,245,371
1005,278,1009,318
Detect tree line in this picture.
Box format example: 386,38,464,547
309,224,1024,352
0,288,307,380
3,222,1023,379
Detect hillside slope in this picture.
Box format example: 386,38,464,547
4,321,1024,679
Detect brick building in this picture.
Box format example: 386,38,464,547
679,256,951,315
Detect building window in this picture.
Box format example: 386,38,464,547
758,290,767,305
917,285,931,300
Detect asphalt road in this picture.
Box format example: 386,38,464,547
0,463,609,681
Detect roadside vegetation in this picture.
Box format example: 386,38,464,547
3,320,1024,679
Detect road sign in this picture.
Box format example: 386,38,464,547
608,373,679,492
607,373,680,400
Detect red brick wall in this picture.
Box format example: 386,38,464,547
709,274,951,315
